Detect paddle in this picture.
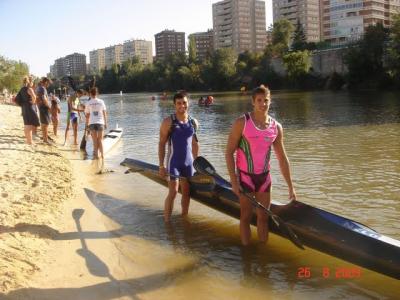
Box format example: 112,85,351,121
193,156,305,250
80,124,88,150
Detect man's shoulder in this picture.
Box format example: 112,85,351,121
162,115,173,123
235,114,246,124
36,86,45,94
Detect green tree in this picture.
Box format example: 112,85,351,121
344,23,389,88
292,20,307,51
0,56,29,92
209,48,237,90
386,14,400,86
282,50,311,84
236,51,263,87
188,35,197,64
269,19,294,56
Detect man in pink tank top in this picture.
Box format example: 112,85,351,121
226,85,297,246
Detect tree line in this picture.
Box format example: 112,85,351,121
0,56,29,93
90,15,400,93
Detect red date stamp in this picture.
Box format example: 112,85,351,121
297,267,362,279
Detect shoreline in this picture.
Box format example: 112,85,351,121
0,104,73,292
0,103,140,299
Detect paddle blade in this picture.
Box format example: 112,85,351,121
193,156,217,176
273,216,305,250
80,127,87,150
189,174,216,192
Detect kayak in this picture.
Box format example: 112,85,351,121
103,126,123,154
120,157,400,280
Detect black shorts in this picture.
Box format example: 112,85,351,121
89,124,104,131
39,106,51,125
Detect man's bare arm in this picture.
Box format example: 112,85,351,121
225,117,244,196
159,117,171,168
273,124,296,200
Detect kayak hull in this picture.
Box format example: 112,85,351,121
103,127,123,154
121,158,400,280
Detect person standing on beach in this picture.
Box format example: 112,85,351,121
84,87,107,159
50,93,61,137
225,85,296,246
18,76,40,145
158,92,199,222
64,89,84,145
36,77,52,144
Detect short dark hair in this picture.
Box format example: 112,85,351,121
41,77,52,84
252,84,271,101
77,89,85,95
89,87,98,97
173,92,187,103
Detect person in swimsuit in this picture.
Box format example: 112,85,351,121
226,85,296,246
159,92,200,222
36,77,52,144
64,89,84,145
50,93,61,137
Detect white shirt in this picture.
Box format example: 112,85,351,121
85,98,106,125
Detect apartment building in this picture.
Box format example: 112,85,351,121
272,0,321,42
154,30,185,60
188,29,214,61
89,48,105,74
123,39,153,65
104,44,123,70
213,0,267,53
50,53,87,78
321,0,400,44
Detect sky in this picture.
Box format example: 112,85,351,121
0,0,273,76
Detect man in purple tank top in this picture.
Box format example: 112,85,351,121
159,92,200,222
226,85,296,246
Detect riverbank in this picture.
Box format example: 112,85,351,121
0,104,73,292
0,103,165,299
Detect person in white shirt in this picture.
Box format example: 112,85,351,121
84,87,108,159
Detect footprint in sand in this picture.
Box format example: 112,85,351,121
1,192,8,198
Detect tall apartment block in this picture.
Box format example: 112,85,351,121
123,39,153,65
212,0,267,53
154,30,186,60
321,0,400,44
272,0,321,42
188,29,214,61
104,44,123,70
50,53,87,78
89,48,105,74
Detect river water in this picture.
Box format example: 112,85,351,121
64,90,400,299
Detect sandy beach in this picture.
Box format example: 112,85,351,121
0,104,136,299
0,103,188,300
0,104,73,292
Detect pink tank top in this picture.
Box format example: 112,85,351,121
236,113,279,174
